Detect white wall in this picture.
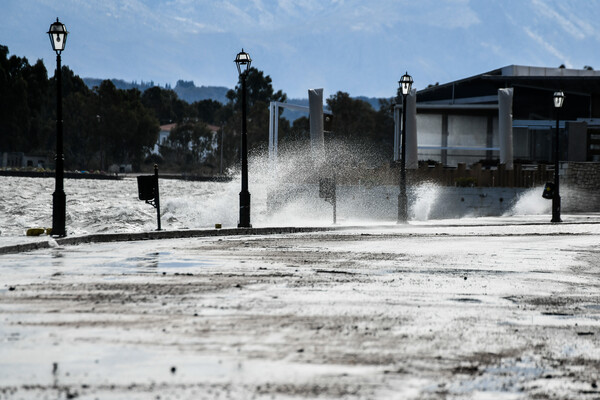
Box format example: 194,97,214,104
416,114,498,166
416,114,443,163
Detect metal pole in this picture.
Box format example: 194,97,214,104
333,174,337,225
551,109,562,223
52,52,66,237
393,105,400,161
220,123,224,175
398,94,408,223
238,73,251,228
268,103,274,162
154,164,162,230
274,105,279,163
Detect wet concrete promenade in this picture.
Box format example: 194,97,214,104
1,215,599,399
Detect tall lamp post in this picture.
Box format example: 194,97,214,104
552,91,565,223
235,49,252,228
48,18,68,237
398,72,413,223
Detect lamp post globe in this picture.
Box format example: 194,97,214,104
235,49,252,75
553,91,565,108
400,72,414,96
48,18,68,53
397,71,413,223
48,18,68,237
552,91,565,223
235,49,252,228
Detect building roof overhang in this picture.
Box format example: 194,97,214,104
417,65,600,105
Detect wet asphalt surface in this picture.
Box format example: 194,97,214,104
1,221,600,399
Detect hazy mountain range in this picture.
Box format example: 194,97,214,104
82,78,384,118
83,78,230,104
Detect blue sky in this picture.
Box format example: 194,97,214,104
2,0,600,100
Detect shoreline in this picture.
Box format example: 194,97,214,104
0,170,233,181
2,214,599,255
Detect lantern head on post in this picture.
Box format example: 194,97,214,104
48,18,68,53
553,91,565,108
234,49,252,76
399,72,413,96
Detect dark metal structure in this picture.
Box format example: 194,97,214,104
552,91,565,223
416,65,600,163
137,164,162,230
47,18,68,237
235,49,252,228
398,72,413,223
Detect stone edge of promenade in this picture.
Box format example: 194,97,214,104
2,218,599,256
0,226,338,255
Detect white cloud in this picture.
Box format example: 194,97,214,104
216,1,255,28
172,17,225,34
531,0,585,40
9,0,600,99
554,1,600,41
480,41,504,58
276,0,323,16
523,27,571,67
152,0,482,35
418,0,480,29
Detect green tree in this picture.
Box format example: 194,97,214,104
323,92,395,165
95,81,159,169
0,45,160,172
141,86,190,124
226,68,286,109
163,121,214,168
224,67,289,160
59,66,96,169
192,99,223,124
326,91,377,140
24,60,51,153
0,48,36,152
373,98,395,159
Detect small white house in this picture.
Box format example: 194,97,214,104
151,123,176,155
152,122,221,159
1,152,49,168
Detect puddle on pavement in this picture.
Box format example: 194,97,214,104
122,252,218,272
445,356,551,395
541,312,574,317
0,342,375,389
451,298,483,303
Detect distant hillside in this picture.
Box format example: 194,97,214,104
83,78,157,92
82,78,229,104
355,96,386,111
172,80,229,104
81,78,386,120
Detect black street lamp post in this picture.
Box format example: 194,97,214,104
48,18,68,237
398,72,413,223
235,49,252,228
552,91,565,223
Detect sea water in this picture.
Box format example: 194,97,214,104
0,173,549,239
0,144,550,238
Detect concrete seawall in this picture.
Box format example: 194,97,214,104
418,187,526,219
271,184,529,222
0,226,338,255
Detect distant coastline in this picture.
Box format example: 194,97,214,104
0,170,233,182
0,170,121,180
